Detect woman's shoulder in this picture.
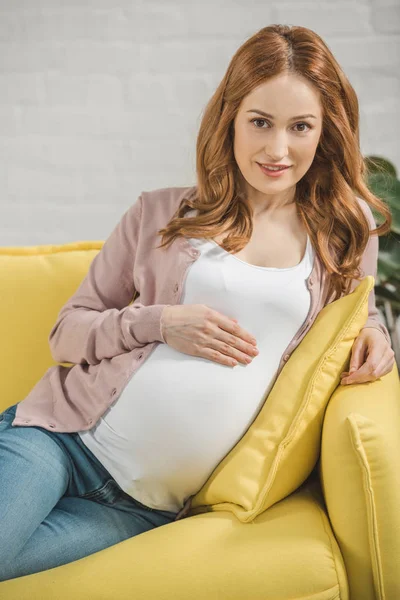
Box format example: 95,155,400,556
138,185,198,226
354,195,376,229
141,185,197,203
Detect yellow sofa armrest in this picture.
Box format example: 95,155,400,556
319,363,400,600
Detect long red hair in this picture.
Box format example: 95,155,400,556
156,24,392,304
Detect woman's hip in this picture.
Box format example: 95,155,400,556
0,402,118,500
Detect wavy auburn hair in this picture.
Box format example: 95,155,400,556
156,24,392,305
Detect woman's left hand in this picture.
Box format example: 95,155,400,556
340,327,396,385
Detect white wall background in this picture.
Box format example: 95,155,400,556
0,0,399,246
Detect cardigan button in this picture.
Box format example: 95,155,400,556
174,283,179,293
283,354,290,362
111,388,117,396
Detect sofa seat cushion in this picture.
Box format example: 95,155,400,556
0,477,348,600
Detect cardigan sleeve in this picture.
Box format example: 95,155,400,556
48,194,170,365
351,197,392,347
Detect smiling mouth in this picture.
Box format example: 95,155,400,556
257,163,291,170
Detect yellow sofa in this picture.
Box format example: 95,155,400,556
0,241,399,600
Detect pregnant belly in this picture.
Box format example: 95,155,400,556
101,344,272,464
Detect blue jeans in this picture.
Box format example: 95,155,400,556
0,402,178,581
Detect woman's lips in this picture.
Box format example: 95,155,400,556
257,163,291,177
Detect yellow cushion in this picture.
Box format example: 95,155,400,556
188,275,375,522
0,242,103,412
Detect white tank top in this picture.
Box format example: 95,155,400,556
78,212,315,512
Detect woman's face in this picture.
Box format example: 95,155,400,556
233,73,323,213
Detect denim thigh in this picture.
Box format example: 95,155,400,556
1,402,178,514
0,402,179,582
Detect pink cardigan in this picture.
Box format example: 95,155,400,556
12,184,390,433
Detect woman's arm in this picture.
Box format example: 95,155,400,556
48,194,170,365
351,197,392,346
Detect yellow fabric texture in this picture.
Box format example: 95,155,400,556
320,347,400,599
0,242,104,405
0,241,399,600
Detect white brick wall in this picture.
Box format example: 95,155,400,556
0,0,399,245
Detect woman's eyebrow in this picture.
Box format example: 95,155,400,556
246,109,317,120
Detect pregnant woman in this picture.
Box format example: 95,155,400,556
0,24,395,581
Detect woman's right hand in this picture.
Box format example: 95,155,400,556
160,304,259,367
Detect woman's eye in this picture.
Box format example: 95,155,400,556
294,122,312,132
250,118,312,133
